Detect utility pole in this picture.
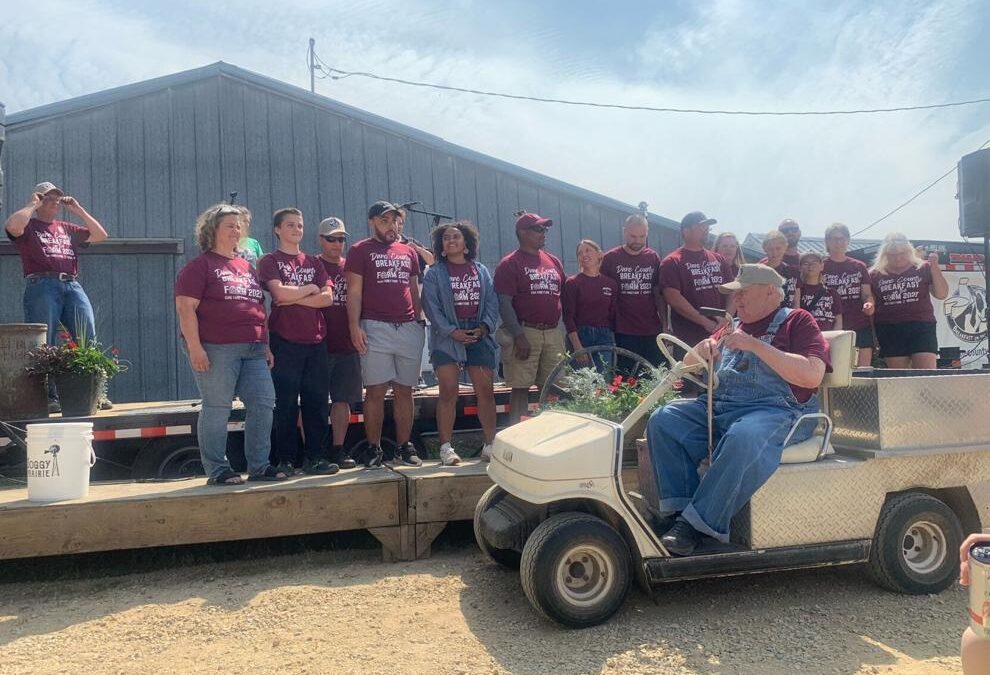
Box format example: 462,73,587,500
308,38,316,93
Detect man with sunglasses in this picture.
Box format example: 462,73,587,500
346,201,425,468
494,211,565,425
4,182,109,413
778,219,802,268
317,217,363,469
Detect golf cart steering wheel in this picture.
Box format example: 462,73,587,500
656,333,714,391
538,345,655,409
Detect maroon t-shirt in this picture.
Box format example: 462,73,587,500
870,262,936,324
320,257,356,354
659,247,732,346
7,218,90,276
713,308,831,403
258,251,329,345
822,257,870,330
493,249,564,326
447,261,482,320
174,252,267,344
797,282,843,331
561,273,617,333
759,258,799,307
601,247,662,335
344,238,421,323
783,251,801,268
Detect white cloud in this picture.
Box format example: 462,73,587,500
2,0,988,242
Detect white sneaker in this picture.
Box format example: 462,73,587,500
439,443,461,466
481,443,494,462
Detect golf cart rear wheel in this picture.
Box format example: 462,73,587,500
520,512,631,628
474,485,522,569
868,492,962,595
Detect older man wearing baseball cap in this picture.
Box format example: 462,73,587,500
646,263,831,555
494,211,565,424
4,182,109,412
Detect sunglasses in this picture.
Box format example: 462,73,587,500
524,225,549,234
321,235,346,243
780,227,800,234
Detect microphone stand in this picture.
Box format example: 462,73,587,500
403,204,452,227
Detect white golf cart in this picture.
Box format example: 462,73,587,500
474,330,990,627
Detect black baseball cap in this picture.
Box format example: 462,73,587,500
368,200,400,220
680,211,717,230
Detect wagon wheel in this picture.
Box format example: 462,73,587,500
538,345,656,410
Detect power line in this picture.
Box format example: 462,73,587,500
312,58,990,117
852,137,990,237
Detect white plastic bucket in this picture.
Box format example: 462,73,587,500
26,423,96,502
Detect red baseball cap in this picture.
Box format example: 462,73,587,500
515,212,553,231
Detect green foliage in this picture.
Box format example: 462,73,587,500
26,328,125,379
545,366,678,423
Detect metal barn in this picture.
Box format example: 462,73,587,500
0,62,680,403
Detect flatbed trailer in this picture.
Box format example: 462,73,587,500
0,384,539,480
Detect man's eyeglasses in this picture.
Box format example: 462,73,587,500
780,227,800,234
321,235,346,243
524,225,549,234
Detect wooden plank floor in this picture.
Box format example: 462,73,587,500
0,468,404,561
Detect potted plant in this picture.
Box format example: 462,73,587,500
26,331,124,417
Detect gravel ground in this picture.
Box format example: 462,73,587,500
0,531,968,675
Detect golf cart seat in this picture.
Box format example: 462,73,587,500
778,329,856,464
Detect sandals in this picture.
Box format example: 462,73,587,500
303,458,340,476
247,464,289,482
207,468,245,486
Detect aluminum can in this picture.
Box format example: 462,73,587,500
969,543,990,637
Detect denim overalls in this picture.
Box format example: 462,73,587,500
646,308,820,543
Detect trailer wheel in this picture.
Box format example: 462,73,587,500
868,492,962,595
473,485,522,569
520,512,631,628
131,439,204,479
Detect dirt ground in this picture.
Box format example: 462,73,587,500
0,530,969,675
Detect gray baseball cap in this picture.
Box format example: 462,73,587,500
33,181,63,196
719,263,785,293
319,217,346,236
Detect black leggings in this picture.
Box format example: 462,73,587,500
269,333,330,464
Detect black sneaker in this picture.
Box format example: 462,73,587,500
395,441,422,467
48,400,62,415
363,444,384,469
275,461,297,477
303,458,340,475
661,519,703,556
331,445,357,470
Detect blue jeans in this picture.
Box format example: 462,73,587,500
189,342,276,479
23,277,96,345
575,325,614,373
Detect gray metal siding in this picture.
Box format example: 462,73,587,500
1,71,676,403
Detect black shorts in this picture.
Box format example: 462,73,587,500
854,325,875,349
327,351,363,404
875,321,938,358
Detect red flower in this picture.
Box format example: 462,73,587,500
67,341,78,349
611,375,623,388
627,377,638,388
111,347,120,356
59,331,71,342
673,380,684,390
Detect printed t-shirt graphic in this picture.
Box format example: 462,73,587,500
601,247,662,335
320,258,356,354
344,239,421,323
493,249,565,325
8,218,90,276
822,258,870,330
259,251,329,344
174,252,267,344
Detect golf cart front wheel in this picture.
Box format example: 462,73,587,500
868,492,962,595
474,485,522,569
520,512,631,628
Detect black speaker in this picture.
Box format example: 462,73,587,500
959,148,990,238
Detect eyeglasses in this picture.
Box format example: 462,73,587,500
800,260,822,266
780,227,800,234
321,235,346,243
524,225,549,234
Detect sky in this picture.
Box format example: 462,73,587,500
2,0,990,243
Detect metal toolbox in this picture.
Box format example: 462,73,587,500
829,370,990,453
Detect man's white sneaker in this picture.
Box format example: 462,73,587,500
481,443,494,462
439,443,461,466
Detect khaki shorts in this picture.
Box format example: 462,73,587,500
496,325,565,389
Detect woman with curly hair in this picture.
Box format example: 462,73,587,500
422,221,499,465
174,203,287,485
869,232,949,369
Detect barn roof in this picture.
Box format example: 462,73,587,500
6,61,679,231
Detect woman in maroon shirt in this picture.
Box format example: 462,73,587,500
562,240,617,371
714,232,745,280
869,233,949,369
175,204,287,485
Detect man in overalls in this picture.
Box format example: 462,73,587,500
647,264,831,555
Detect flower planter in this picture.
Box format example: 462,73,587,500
53,372,105,417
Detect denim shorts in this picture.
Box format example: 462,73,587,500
432,319,498,370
